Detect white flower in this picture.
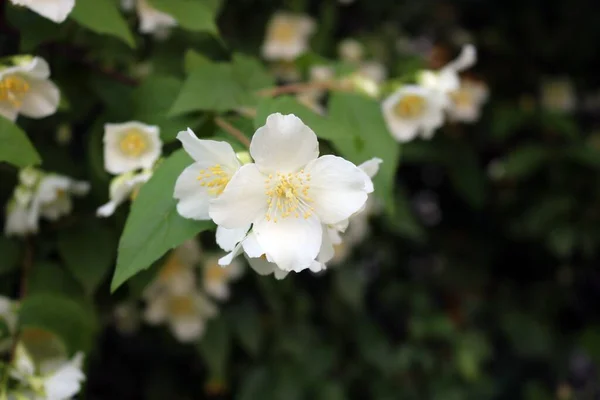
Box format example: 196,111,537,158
418,44,477,96
103,121,162,175
338,39,364,63
296,65,334,114
540,78,576,113
135,0,177,36
447,79,489,123
262,12,315,61
174,128,242,221
5,187,36,237
144,239,202,297
144,289,217,342
208,113,373,272
28,174,89,230
42,353,85,400
359,61,387,84
0,56,60,122
9,0,74,23
97,170,152,217
382,85,446,142
202,255,243,300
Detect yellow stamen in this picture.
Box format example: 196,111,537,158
393,94,426,119
119,129,149,157
158,253,186,282
449,89,472,107
167,295,195,315
197,164,230,196
270,21,296,42
204,262,227,282
0,75,30,107
264,170,314,223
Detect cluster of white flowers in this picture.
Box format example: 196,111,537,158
97,121,162,217
173,113,377,279
114,240,243,343
382,45,489,142
0,298,85,400
4,167,89,237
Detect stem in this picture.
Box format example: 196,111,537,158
257,80,343,97
214,116,251,148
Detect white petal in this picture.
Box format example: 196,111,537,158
358,158,383,179
170,317,204,342
18,79,60,119
446,44,476,72
0,102,18,121
204,281,229,300
253,215,322,272
174,162,213,220
176,129,239,168
273,268,289,280
215,225,250,252
43,354,85,400
17,0,75,23
218,242,244,266
250,113,319,173
241,231,263,258
304,155,370,224
317,224,335,264
22,57,51,79
209,164,267,229
143,295,168,324
245,255,277,276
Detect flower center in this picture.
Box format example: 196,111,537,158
271,21,296,42
204,262,227,282
393,94,426,119
0,75,30,107
159,253,186,282
167,295,195,316
450,89,472,108
197,165,230,196
265,170,314,223
119,129,149,157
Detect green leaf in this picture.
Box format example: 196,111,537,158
148,0,218,34
19,293,96,353
111,150,213,291
328,93,401,213
0,237,20,275
446,142,486,208
170,56,273,115
132,76,204,143
184,49,211,74
28,261,85,299
198,318,231,378
57,219,117,295
70,0,135,48
228,303,262,356
0,116,41,167
502,145,551,179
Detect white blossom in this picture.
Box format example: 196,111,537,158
202,255,243,300
103,121,162,175
382,85,446,142
418,44,477,96
338,39,364,63
9,0,74,23
209,113,373,273
447,79,489,123
262,12,315,61
122,0,177,36
97,170,152,217
0,56,60,122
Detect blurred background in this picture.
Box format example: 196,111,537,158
3,0,600,399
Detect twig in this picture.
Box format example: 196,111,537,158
257,80,342,97
214,116,251,148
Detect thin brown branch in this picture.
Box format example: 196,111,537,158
214,116,251,148
257,81,342,97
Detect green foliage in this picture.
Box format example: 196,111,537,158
0,116,41,168
148,0,219,34
70,0,136,48
111,150,213,291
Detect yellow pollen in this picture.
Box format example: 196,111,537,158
197,164,230,196
450,89,472,107
0,75,29,107
394,94,426,119
167,295,195,315
264,170,314,222
204,262,227,282
119,129,149,157
158,253,186,282
270,21,296,42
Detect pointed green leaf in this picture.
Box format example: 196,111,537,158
0,115,41,167
148,0,218,34
70,0,135,48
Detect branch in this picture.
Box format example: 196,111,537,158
214,116,251,148
257,80,342,97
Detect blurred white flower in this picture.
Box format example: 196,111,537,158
541,78,576,113
262,12,315,61
296,64,334,114
144,289,217,342
338,39,364,63
9,0,74,23
97,170,152,217
418,44,477,97
447,79,489,123
103,121,162,175
122,0,177,36
0,56,60,122
209,113,373,273
382,85,445,142
5,186,36,237
359,61,387,84
202,255,243,300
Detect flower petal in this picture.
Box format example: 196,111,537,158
174,162,214,220
18,79,60,119
305,155,370,224
250,113,319,173
241,231,263,258
209,164,267,229
216,224,250,252
20,0,75,23
253,215,322,272
177,129,239,168
170,316,204,342
358,158,383,179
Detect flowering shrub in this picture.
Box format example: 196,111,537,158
0,0,598,398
